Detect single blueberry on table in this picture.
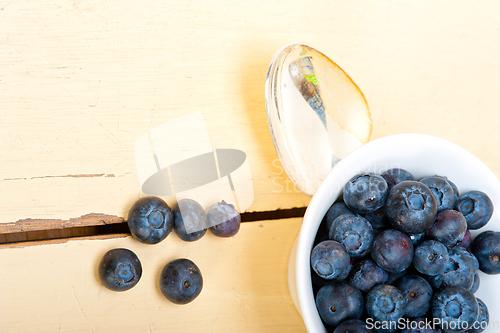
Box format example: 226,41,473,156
413,240,449,276
311,240,351,280
371,229,414,273
420,176,455,212
441,247,476,289
467,298,489,333
206,201,241,237
329,215,374,258
315,281,364,327
456,191,494,230
381,168,416,191
172,199,207,242
347,259,389,293
159,258,203,304
343,173,389,214
365,284,406,333
98,248,142,292
326,201,357,231
401,317,442,333
385,181,438,234
334,319,374,333
394,274,433,318
426,210,467,248
432,286,478,333
471,230,500,274
127,196,174,244
469,272,480,294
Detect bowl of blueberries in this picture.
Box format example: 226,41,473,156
289,133,500,333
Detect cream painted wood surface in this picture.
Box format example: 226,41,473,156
0,218,306,332
2,0,500,227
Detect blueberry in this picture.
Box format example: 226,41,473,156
409,232,426,246
442,247,476,289
172,199,207,242
471,231,500,274
401,317,443,333
385,181,438,234
159,258,203,304
362,207,390,229
381,168,416,191
98,248,142,292
334,319,374,333
315,282,364,327
329,215,374,258
365,284,406,332
386,270,408,285
452,246,479,272
420,176,455,212
394,274,433,317
426,210,467,248
456,191,494,230
311,267,330,296
343,173,389,214
469,272,480,294
432,286,478,332
128,196,174,244
311,240,351,280
467,298,489,333
206,201,241,237
427,274,444,290
413,240,449,276
434,175,460,208
348,259,389,293
457,230,472,249
371,229,414,273
326,202,357,231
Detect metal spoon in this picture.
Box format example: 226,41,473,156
265,43,372,196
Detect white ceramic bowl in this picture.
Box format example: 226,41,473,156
288,133,500,332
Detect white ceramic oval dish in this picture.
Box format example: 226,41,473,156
289,133,500,332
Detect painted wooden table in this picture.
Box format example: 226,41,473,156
1,0,500,332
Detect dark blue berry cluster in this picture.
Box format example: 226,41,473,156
312,168,496,333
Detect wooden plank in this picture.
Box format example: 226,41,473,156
0,218,306,332
2,0,500,229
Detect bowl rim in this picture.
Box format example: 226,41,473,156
295,133,500,332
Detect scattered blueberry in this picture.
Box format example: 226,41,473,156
315,282,364,327
172,199,207,242
471,231,500,274
413,240,449,276
159,258,203,304
311,240,351,280
365,284,406,332
385,181,438,234
326,202,357,231
98,248,142,292
432,286,478,332
343,173,389,214
347,259,389,293
394,274,433,318
467,298,489,333
333,319,374,333
206,201,241,237
426,210,467,248
329,215,374,257
420,176,455,212
128,196,174,244
371,229,414,273
456,191,493,230
382,168,415,191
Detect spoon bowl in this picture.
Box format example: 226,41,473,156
265,43,372,195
